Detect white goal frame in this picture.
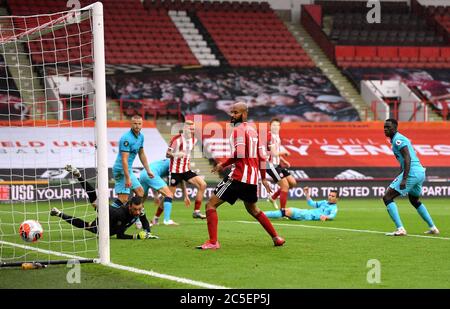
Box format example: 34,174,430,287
91,1,109,265
0,1,109,266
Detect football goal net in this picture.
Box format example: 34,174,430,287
0,1,109,267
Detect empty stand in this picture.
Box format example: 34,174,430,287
305,1,450,69
144,0,272,13
145,0,313,68
168,10,219,66
329,12,445,46
197,11,313,68
7,0,198,66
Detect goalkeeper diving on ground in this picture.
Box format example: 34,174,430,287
50,165,159,240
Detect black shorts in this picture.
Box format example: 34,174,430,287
214,177,258,204
169,171,198,186
267,164,291,182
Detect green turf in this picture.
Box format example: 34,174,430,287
1,198,450,288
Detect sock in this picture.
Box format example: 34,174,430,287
264,210,283,219
416,204,435,228
206,208,218,243
255,211,277,238
271,189,280,200
386,202,404,229
194,199,202,212
163,197,173,222
155,206,163,217
280,191,288,209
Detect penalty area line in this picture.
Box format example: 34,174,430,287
235,221,450,241
0,240,230,289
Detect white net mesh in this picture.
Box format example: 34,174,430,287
0,4,101,264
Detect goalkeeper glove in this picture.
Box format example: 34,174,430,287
134,231,159,240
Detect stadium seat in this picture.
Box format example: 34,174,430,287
8,0,198,66
398,47,419,62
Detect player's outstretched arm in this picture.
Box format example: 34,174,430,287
303,187,318,208
139,213,151,232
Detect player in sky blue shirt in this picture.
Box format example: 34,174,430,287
265,187,338,221
139,159,190,226
113,115,154,205
382,119,439,236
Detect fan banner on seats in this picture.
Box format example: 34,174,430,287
107,68,361,122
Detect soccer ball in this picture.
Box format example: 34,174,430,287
19,220,43,243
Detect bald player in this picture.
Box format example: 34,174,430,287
197,102,285,250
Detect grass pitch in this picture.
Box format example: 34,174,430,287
1,198,449,288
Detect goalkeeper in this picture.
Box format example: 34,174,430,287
50,165,158,240
265,187,338,221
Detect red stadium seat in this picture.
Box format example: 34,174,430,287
440,47,450,61
419,47,440,62
355,46,376,61
377,46,399,61
335,46,355,61
398,47,419,62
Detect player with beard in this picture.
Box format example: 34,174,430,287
197,102,286,250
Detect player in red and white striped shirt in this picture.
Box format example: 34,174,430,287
226,120,261,185
266,118,297,210
197,102,285,250
164,120,207,220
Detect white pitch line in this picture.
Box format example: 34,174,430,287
107,262,229,289
0,240,89,260
235,221,450,241
0,240,230,289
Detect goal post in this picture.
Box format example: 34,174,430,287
0,2,109,266
92,1,109,265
